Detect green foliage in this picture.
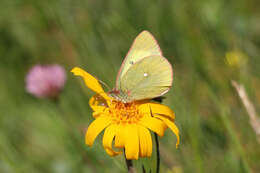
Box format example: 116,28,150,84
0,0,260,172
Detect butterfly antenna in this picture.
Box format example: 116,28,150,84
98,79,111,91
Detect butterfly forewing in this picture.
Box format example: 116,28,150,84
116,31,162,89
119,55,173,102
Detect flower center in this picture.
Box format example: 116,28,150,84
109,101,142,124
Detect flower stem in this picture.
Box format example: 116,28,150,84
154,133,160,173
151,98,162,173
124,150,136,173
142,165,146,173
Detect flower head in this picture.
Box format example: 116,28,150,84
26,64,66,98
225,51,248,68
71,67,179,160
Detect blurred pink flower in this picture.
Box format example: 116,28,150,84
26,64,66,98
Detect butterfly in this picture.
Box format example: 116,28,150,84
109,31,173,103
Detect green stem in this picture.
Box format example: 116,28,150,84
154,133,160,173
142,165,146,173
209,90,252,173
124,150,136,173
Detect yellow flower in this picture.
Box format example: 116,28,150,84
225,50,248,68
71,67,180,160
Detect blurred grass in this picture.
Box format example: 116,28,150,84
0,0,260,172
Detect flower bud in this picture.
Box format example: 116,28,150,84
26,64,66,99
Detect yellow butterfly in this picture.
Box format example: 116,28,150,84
110,30,173,103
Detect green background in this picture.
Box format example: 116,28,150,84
0,0,260,172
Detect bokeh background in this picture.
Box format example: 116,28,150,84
1,0,260,172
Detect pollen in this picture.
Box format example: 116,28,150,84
109,100,142,124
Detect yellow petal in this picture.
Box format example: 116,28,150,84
138,102,175,120
149,103,175,120
105,148,122,156
102,124,122,156
89,95,108,112
154,115,180,148
114,124,125,148
92,111,110,119
85,116,111,146
138,103,151,115
92,112,102,119
138,116,167,137
138,125,152,157
125,124,139,160
89,95,110,118
71,67,110,100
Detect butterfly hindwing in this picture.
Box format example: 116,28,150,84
119,55,173,102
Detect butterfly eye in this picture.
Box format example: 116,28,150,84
130,61,134,64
